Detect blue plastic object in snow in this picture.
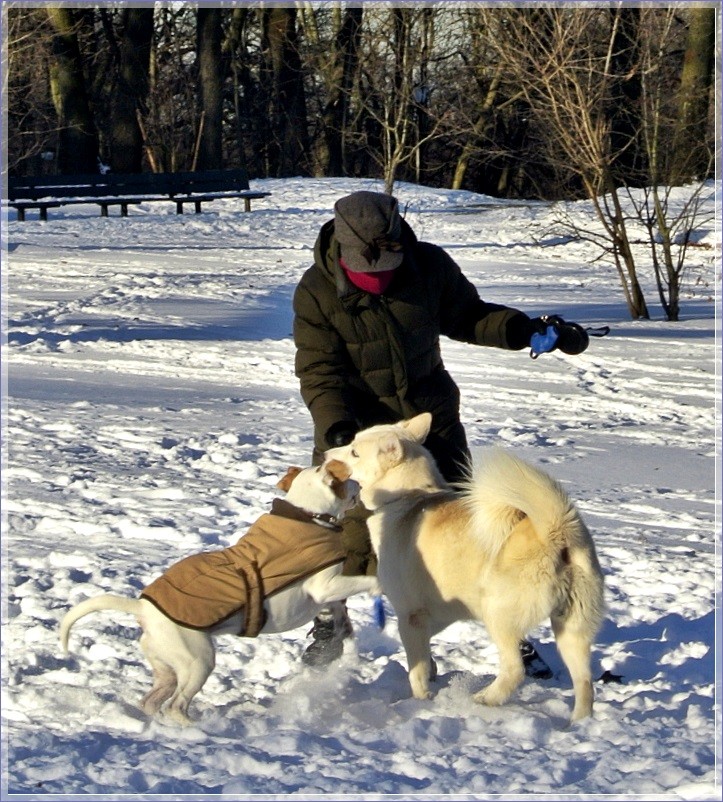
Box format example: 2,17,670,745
373,596,386,629
530,325,559,359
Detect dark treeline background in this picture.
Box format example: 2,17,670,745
6,3,716,199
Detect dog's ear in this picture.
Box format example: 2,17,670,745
378,433,404,466
400,412,432,443
276,466,304,492
324,459,353,500
325,459,351,482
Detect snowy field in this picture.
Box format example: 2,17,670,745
1,177,720,799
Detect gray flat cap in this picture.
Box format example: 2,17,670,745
334,191,404,272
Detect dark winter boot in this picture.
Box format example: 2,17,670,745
301,607,353,668
520,639,553,679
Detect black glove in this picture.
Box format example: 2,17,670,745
549,316,589,355
325,421,358,448
529,315,589,356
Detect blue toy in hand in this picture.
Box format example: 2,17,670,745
529,314,601,359
530,325,560,359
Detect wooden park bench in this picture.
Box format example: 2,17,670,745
7,168,271,221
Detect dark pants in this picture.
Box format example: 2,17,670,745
340,504,376,576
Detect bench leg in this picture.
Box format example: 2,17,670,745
176,201,184,214
17,208,26,222
195,200,202,214
39,207,48,222
101,204,109,217
244,198,251,212
121,203,128,217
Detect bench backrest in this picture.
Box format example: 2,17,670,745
8,169,251,201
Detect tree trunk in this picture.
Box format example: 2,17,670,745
608,7,647,187
414,8,434,186
196,8,223,171
453,8,535,194
110,8,154,173
46,7,99,174
262,7,310,177
669,7,715,184
588,176,650,320
451,65,502,190
320,7,363,176
381,8,413,194
225,7,254,172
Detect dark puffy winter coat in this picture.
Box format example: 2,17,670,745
293,217,534,482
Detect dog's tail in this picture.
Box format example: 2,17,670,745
462,448,583,559
59,595,143,654
463,448,605,642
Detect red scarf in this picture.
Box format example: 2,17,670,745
341,258,396,295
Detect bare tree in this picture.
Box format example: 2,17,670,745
669,7,715,184
484,6,713,320
223,7,256,172
105,8,154,173
196,8,223,170
139,6,201,172
449,8,574,199
6,8,59,173
608,6,647,187
261,7,310,176
634,8,715,321
482,7,652,318
7,1,713,208
46,7,99,174
352,8,456,194
305,5,363,177
451,94,501,191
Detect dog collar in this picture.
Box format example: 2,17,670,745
309,512,341,529
270,498,342,531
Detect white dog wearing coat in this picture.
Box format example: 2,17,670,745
60,463,380,725
325,413,606,722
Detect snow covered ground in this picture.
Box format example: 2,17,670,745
1,177,720,799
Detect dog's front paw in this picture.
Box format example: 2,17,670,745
163,707,195,727
408,664,433,701
473,687,501,707
473,680,513,707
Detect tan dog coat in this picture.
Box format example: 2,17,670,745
141,499,346,636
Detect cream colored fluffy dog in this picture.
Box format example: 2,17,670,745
325,413,605,722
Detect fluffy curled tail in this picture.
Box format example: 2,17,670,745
60,594,142,653
460,448,581,560
461,448,605,634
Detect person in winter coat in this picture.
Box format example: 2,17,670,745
292,190,589,669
